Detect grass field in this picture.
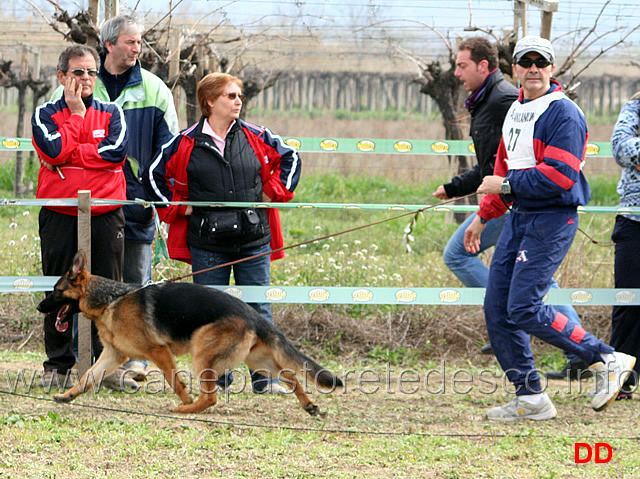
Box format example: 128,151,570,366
0,136,636,477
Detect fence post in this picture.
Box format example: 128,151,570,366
77,190,92,375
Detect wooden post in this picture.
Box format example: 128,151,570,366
514,0,527,37
519,0,558,39
77,191,92,375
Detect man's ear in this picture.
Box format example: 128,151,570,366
57,70,66,86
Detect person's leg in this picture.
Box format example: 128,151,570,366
610,215,640,393
123,241,153,284
121,239,152,374
189,246,234,388
544,278,591,378
444,213,507,354
90,209,140,391
506,212,613,369
39,209,79,375
232,243,285,393
443,213,506,288
484,213,542,395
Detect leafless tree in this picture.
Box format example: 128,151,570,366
0,59,51,197
28,1,286,126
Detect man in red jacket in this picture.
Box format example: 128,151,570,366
32,45,132,390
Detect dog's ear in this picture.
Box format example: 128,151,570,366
69,250,86,279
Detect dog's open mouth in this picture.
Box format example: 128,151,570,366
55,304,71,332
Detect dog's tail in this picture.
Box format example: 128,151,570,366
264,328,343,390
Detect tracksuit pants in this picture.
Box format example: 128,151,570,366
484,209,613,395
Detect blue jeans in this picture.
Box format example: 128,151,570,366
124,241,153,285
443,212,582,362
190,243,277,392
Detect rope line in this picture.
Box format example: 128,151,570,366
1,388,638,441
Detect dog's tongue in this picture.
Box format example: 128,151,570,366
55,305,70,332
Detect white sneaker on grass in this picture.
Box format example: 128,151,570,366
590,352,636,412
487,394,557,421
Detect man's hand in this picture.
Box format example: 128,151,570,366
464,214,487,254
40,158,55,171
476,175,504,195
64,77,86,118
432,185,450,200
262,192,272,203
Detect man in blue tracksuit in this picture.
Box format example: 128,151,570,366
464,36,635,421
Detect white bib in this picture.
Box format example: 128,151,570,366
502,91,567,170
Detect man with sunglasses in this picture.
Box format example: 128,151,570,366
464,35,635,421
51,14,179,388
437,37,587,380
32,45,128,388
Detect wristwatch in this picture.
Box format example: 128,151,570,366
479,216,488,225
501,178,511,195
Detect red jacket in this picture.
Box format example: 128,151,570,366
145,118,301,263
32,95,128,216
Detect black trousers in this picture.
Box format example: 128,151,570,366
611,215,640,389
39,208,125,373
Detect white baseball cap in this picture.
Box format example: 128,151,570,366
513,35,555,63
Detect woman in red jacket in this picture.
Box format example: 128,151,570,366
145,72,301,394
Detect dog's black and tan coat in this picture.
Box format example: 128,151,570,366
38,251,342,415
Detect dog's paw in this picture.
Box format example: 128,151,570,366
53,394,73,403
305,404,326,417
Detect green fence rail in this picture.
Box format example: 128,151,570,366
1,136,614,157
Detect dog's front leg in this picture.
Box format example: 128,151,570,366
146,345,193,408
54,345,127,403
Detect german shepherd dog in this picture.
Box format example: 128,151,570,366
37,251,342,415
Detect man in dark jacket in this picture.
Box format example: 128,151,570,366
432,37,587,378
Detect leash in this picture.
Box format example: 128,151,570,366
165,193,478,283
577,226,615,247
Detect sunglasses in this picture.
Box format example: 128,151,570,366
68,68,99,77
221,92,246,101
515,57,552,69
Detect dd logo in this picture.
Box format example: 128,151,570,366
574,443,612,464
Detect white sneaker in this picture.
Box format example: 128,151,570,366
257,382,289,395
590,352,636,412
487,395,557,421
102,366,141,392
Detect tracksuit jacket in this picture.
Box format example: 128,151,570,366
479,81,612,395
144,116,301,263
52,61,179,241
477,80,591,221
31,95,128,216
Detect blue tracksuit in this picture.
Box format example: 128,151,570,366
478,82,613,395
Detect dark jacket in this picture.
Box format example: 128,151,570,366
145,116,301,262
443,70,519,198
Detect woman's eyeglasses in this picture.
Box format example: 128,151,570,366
68,68,99,77
221,92,246,101
515,57,552,69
